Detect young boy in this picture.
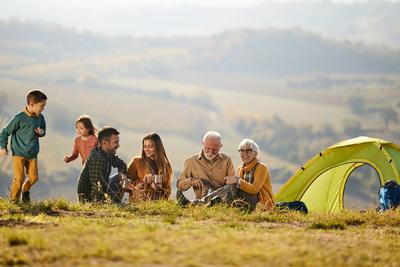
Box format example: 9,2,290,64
0,90,47,203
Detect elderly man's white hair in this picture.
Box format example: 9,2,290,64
239,138,259,153
202,131,222,143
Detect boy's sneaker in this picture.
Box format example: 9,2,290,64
22,192,30,204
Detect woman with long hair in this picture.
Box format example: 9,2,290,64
126,132,173,201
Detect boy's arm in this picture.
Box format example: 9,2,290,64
35,115,46,137
0,116,18,154
40,116,46,137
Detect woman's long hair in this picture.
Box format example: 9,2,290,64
141,132,171,178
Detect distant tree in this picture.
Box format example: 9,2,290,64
0,92,8,115
299,125,314,139
347,96,366,116
379,107,399,131
320,123,337,139
270,115,285,130
235,117,257,136
343,119,364,137
49,106,76,136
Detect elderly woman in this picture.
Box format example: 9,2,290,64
183,138,274,211
225,138,274,210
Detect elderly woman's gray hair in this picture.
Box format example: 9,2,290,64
238,138,259,153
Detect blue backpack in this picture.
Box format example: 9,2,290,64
378,180,400,212
276,201,308,214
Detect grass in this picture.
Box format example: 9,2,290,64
1,199,400,266
7,232,29,246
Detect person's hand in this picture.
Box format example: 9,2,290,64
35,127,44,136
119,172,127,181
119,172,128,186
225,176,239,185
0,148,8,156
144,174,153,184
63,155,69,163
124,183,134,192
190,177,203,190
150,182,158,190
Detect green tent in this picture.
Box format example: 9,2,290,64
275,136,400,213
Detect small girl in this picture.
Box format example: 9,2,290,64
64,115,98,165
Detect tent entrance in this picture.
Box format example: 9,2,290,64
343,164,381,210
299,162,381,212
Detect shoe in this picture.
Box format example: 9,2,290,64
208,196,223,207
22,191,30,204
176,190,190,207
192,199,205,206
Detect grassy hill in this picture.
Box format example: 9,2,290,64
1,199,400,266
0,21,399,206
2,21,400,77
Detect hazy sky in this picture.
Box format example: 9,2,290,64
0,0,382,10
1,0,399,38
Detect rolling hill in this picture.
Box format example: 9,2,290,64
0,20,399,206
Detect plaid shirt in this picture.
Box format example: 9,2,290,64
77,146,127,202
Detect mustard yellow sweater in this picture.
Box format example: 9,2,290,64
237,159,275,209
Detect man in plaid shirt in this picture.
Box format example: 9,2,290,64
77,127,127,203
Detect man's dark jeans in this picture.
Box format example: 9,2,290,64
107,174,124,204
178,184,259,211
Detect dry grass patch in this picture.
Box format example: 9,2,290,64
1,198,400,266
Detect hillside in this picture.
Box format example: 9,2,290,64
1,199,400,266
1,21,400,78
0,21,399,206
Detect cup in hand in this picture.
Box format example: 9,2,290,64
153,174,163,185
122,178,132,189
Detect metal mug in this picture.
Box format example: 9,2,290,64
122,178,131,189
153,175,163,184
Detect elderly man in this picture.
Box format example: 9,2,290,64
77,127,127,203
176,131,235,204
181,138,274,211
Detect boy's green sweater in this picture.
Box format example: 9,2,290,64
0,108,46,159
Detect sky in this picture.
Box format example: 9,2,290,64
0,0,382,10
0,0,399,37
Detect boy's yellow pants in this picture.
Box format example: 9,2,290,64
10,156,39,202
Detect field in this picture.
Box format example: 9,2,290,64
1,74,399,204
0,76,348,182
1,199,400,267
1,21,400,204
